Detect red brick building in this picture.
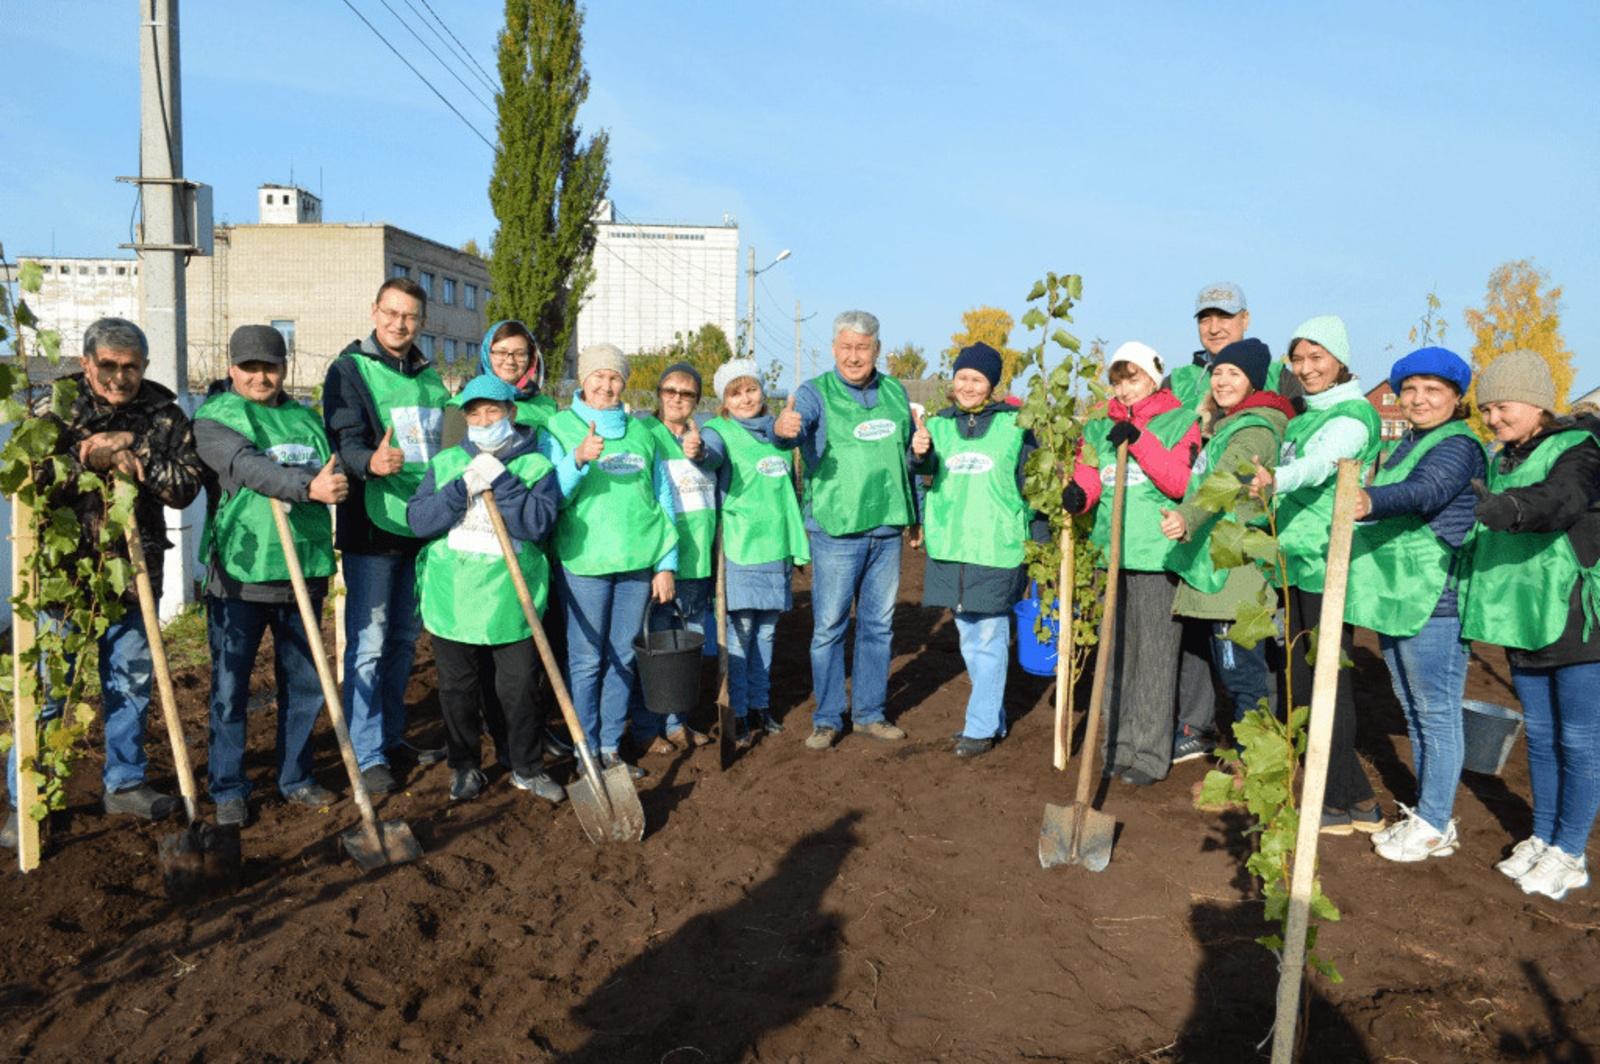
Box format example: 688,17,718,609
1365,381,1409,441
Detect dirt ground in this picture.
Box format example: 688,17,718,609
2,553,1596,1062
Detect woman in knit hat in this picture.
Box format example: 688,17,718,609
1345,348,1486,862
697,358,811,745
1062,342,1201,783
910,343,1044,758
1461,350,1600,901
536,343,680,779
1248,315,1384,836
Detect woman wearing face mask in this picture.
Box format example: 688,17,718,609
537,344,679,779
1342,348,1485,863
479,319,556,431
1461,351,1600,901
1062,342,1201,783
1249,316,1384,837
406,375,566,804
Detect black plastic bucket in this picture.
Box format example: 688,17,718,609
633,601,705,716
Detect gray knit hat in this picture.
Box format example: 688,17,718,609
577,343,628,386
1475,349,1555,412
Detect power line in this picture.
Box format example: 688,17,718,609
374,0,497,117
339,0,495,150
597,241,725,324
412,0,500,95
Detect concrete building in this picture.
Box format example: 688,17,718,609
11,257,141,359
1364,380,1408,442
1573,383,1600,411
575,200,738,373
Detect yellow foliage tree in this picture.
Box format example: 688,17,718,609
1464,259,1574,435
885,341,928,379
943,306,1026,394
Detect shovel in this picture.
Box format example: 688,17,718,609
268,499,422,871
1040,441,1128,872
715,535,738,770
481,490,644,843
123,521,241,899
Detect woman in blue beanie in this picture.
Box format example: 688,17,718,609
1345,348,1485,862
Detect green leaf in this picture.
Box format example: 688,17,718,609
0,397,24,423
1257,933,1284,952
1051,329,1080,353
1050,301,1075,319
1241,528,1278,565
1227,601,1278,650
73,702,97,728
1194,768,1242,809
1210,519,1246,570
19,260,43,293
1193,470,1244,514
1066,275,1083,300
38,329,62,362
109,475,138,529
1025,280,1047,301
15,300,38,329
1308,954,1344,984
1309,883,1341,922
1019,308,1047,330
51,377,79,414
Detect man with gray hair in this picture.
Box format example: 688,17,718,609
774,310,916,749
3,317,204,848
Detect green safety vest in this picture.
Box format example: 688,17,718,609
415,447,553,643
194,391,335,583
514,393,558,433
1274,397,1383,593
706,417,810,567
1083,406,1198,573
805,372,914,535
347,353,450,537
1166,410,1284,594
545,410,678,576
1171,359,1286,411
921,413,1027,568
639,416,717,580
1344,422,1484,637
1460,429,1600,651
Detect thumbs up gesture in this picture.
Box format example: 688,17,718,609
1159,507,1188,541
1247,455,1274,499
574,421,605,467
774,392,802,439
308,456,350,504
368,425,405,477
910,407,932,458
681,417,704,460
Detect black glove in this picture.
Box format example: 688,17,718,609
1106,420,1141,449
1471,478,1520,532
1061,481,1088,514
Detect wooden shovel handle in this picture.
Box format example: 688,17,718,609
1052,512,1075,772
123,518,198,824
1073,442,1129,810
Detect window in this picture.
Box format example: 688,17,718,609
116,266,127,276
79,266,89,275
1381,392,1398,406
464,284,477,311
444,338,457,360
419,272,434,298
97,265,107,275
271,319,296,356
443,277,455,306
391,263,409,279
419,334,436,359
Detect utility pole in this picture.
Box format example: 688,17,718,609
745,246,756,359
794,299,803,393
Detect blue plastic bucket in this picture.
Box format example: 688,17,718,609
1014,588,1061,677
1461,699,1524,776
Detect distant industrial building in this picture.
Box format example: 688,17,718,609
11,257,141,360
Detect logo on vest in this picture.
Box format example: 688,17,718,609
853,419,897,442
598,452,647,476
1101,463,1148,486
1192,450,1211,478
1280,441,1299,463
756,456,789,478
267,443,320,469
946,452,994,475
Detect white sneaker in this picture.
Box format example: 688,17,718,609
1496,836,1549,880
1518,848,1590,901
1374,811,1457,863
1371,803,1413,846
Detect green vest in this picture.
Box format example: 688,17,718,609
1172,359,1286,410
1166,410,1284,594
1274,397,1383,592
923,412,1027,568
805,373,914,535
1084,406,1198,573
347,353,450,537
546,410,678,576
415,447,553,643
514,393,558,433
194,391,335,583
640,416,717,580
1461,430,1600,651
706,417,810,567
1344,423,1483,637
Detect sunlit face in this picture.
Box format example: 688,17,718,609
81,346,145,407
487,335,532,385
950,368,993,409
1197,309,1249,356
833,330,879,385
582,368,625,409
1111,364,1158,407
1290,340,1342,396
657,371,700,426
1398,376,1459,431
723,377,764,419
1481,399,1545,445
1210,362,1253,409
463,399,511,427
229,359,285,403
372,289,425,354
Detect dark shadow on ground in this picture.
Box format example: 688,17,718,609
1497,959,1597,1062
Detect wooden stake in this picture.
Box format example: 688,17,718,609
10,485,41,872
1051,509,1076,772
1271,459,1360,1063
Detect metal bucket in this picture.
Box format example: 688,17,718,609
1462,699,1524,776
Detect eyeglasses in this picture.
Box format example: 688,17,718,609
376,307,422,326
490,346,531,363
658,387,699,401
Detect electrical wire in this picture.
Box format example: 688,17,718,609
597,242,725,324
339,0,495,150
374,0,497,117
413,0,500,95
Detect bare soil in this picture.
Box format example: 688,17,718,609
2,554,1596,1062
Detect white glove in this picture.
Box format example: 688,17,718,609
462,453,507,496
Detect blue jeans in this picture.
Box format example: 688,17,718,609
955,611,1010,740
1380,615,1468,827
559,567,652,756
630,577,710,738
1209,621,1274,723
342,551,423,771
6,608,154,803
807,531,901,731
1513,661,1600,856
205,596,325,803
729,609,779,717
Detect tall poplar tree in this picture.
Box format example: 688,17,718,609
487,0,609,382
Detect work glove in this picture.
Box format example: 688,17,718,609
1106,420,1141,449
1061,481,1088,514
463,453,508,497
1470,478,1519,532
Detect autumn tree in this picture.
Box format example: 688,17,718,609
1464,259,1575,435
886,341,928,379
943,306,1026,394
487,0,610,382
626,322,736,405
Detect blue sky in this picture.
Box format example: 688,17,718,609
4,1,1597,395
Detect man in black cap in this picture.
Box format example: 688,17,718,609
193,325,349,826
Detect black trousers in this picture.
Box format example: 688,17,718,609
432,633,547,777
1286,585,1374,809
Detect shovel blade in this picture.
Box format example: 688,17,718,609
1038,802,1116,872
158,822,242,900
568,766,646,844
340,819,423,871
